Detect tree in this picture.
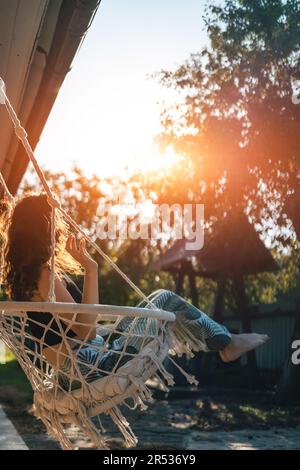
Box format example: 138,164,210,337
21,166,174,306
153,0,300,239
148,0,300,390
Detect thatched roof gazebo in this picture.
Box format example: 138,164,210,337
151,209,278,369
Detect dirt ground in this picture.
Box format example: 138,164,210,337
1,359,300,449
1,385,300,450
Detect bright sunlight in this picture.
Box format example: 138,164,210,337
34,0,207,179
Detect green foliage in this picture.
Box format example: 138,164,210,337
21,166,176,306
149,0,300,308
154,0,300,230
0,360,32,398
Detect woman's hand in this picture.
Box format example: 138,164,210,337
66,235,98,272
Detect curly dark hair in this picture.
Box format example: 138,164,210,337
1,193,81,301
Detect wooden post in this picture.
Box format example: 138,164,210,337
212,277,226,323
276,306,300,404
233,275,257,370
284,187,300,239
175,268,184,296
188,271,199,308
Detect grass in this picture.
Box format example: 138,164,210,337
3,349,15,363
0,359,32,404
0,341,15,364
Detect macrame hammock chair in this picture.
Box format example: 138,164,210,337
0,77,197,450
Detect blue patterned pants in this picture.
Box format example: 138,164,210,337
58,290,231,391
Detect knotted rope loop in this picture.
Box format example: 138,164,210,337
14,124,28,141
47,194,61,210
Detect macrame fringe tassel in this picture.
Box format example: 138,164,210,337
166,316,209,357
167,355,199,386
34,392,110,450
108,405,137,448
34,399,74,450
31,340,199,450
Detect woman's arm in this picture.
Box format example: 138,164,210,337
38,236,99,340
66,235,99,339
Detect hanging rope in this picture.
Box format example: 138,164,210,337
48,206,56,302
0,77,156,309
0,78,200,452
0,171,15,294
0,171,15,206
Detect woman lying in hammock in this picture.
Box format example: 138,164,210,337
1,194,269,391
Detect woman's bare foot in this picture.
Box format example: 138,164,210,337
219,333,269,363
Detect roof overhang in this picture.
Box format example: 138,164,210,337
0,0,101,194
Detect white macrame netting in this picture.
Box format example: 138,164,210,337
0,77,197,450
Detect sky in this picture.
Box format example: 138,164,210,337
35,0,210,178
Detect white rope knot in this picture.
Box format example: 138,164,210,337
47,194,61,210
14,125,27,140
